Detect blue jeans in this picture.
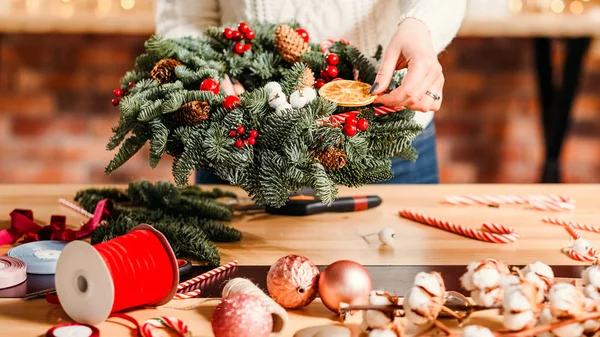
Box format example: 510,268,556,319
195,122,439,184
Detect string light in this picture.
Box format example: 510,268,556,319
550,0,565,13
570,0,584,13
121,0,135,10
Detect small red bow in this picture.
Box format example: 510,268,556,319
0,199,112,245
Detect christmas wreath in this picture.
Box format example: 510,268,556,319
106,21,423,208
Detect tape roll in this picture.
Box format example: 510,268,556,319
0,256,27,289
46,323,100,337
8,241,68,274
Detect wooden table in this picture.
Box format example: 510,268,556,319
0,184,599,336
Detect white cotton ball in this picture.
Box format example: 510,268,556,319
363,291,393,329
413,272,442,297
461,325,495,337
539,307,553,325
369,329,396,337
301,87,317,101
471,288,503,307
264,82,283,95
499,274,521,288
504,286,531,312
522,261,554,280
268,91,287,109
552,323,585,337
404,287,433,325
472,268,501,290
583,318,600,333
523,272,545,303
378,228,395,245
369,291,392,305
275,102,292,115
582,265,600,288
460,268,476,292
585,284,600,301
548,283,578,312
572,238,592,255
503,311,535,331
289,90,310,109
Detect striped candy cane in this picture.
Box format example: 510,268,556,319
140,317,191,337
398,209,518,243
315,106,401,128
444,194,575,211
173,260,238,299
58,198,94,218
542,217,600,234
560,223,598,262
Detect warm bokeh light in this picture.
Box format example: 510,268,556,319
95,0,112,17
121,0,135,10
60,1,74,18
570,0,584,13
25,0,41,14
509,0,523,12
550,0,565,13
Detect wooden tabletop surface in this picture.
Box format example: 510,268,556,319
1,184,599,336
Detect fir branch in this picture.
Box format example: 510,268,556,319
134,53,159,72
74,188,130,213
280,62,308,95
310,163,338,206
148,119,169,168
300,51,327,73
342,45,378,84
105,132,149,174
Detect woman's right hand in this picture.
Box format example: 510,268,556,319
221,75,245,96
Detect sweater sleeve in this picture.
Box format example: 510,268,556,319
155,0,221,38
399,0,467,54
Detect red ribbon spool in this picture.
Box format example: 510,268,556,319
46,323,100,337
55,225,179,325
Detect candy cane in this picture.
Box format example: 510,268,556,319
542,217,600,234
563,249,597,262
444,194,574,211
316,111,358,127
173,260,238,299
58,198,94,218
560,223,599,262
140,317,191,337
398,209,518,243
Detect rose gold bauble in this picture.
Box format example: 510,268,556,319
266,254,320,309
211,293,273,337
318,260,372,312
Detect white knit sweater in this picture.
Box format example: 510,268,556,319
155,0,466,128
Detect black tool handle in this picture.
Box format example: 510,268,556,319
265,195,382,216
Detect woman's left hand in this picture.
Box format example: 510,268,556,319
370,18,444,112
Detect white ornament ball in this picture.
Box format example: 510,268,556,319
276,102,293,115
268,92,287,109
289,90,309,109
572,237,592,254
301,87,317,101
368,329,396,337
377,228,395,245
264,82,283,95
461,325,495,337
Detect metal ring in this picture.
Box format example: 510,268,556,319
425,91,441,101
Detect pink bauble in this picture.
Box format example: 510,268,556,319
211,293,273,337
267,254,320,309
318,260,372,312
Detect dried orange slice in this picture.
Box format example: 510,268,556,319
318,80,376,107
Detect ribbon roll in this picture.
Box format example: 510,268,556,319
46,323,100,337
0,256,27,289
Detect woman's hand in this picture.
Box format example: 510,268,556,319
221,74,245,96
370,18,444,112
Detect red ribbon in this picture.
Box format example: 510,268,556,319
0,199,112,246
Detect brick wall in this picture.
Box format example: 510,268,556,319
0,33,599,184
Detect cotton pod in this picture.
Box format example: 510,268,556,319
361,291,394,331
460,259,510,307
403,272,445,326
502,279,541,331
268,91,288,109
264,82,283,95
289,88,316,109
368,329,397,337
523,272,547,304
539,307,584,337
582,264,600,300
275,102,293,115
521,261,555,292
461,325,495,337
547,283,586,319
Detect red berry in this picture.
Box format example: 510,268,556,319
244,43,252,52
111,98,120,106
235,139,244,148
113,88,124,97
223,27,234,40
326,53,339,66
228,130,237,138
326,66,339,78
343,124,358,137
320,69,331,82
345,116,358,125
232,30,242,41
244,29,255,40
234,43,245,54
238,22,251,34
236,125,245,134
295,28,310,43
222,95,241,110
200,78,220,95
315,79,326,88
357,118,369,131
247,137,256,146
128,81,135,88
249,129,258,138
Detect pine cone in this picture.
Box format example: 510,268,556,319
151,58,182,84
275,24,311,64
314,147,347,170
300,67,315,89
172,101,211,125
